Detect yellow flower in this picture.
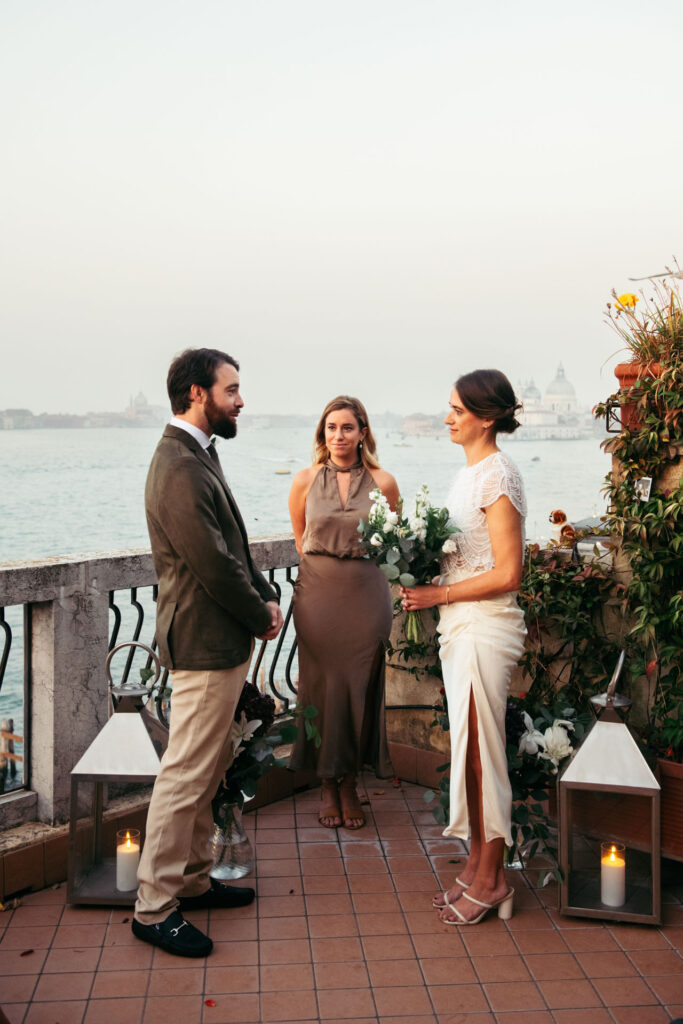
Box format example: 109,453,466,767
616,293,638,310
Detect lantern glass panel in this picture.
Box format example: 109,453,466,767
565,789,655,916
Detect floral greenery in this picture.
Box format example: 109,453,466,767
595,273,682,760
358,485,458,643
505,697,591,882
516,542,625,712
594,380,683,761
606,275,683,364
212,683,320,814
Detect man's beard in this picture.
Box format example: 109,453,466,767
205,394,237,439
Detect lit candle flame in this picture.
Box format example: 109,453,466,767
125,830,131,850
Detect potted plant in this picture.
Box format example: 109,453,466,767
606,273,682,429
596,271,683,859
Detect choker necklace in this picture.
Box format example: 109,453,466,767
326,458,362,473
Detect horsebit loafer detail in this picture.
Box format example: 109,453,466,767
178,880,256,911
131,910,213,958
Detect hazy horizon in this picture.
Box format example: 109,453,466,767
2,1,681,417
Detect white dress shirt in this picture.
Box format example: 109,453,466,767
169,416,212,450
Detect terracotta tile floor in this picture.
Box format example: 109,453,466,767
1,776,682,1024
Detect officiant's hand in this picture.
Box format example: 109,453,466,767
258,600,284,640
399,584,441,611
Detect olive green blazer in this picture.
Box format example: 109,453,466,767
145,425,276,670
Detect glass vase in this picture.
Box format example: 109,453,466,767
209,802,254,880
504,843,524,871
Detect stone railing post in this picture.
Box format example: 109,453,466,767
30,572,110,825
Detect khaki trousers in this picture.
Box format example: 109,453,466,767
135,648,253,924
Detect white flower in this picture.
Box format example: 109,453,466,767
370,533,383,547
442,537,458,554
518,712,545,756
382,521,396,533
230,711,262,758
367,505,383,526
537,720,574,772
409,517,427,542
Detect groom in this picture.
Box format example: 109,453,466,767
132,348,283,958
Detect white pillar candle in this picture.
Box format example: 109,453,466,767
600,842,626,907
116,829,140,892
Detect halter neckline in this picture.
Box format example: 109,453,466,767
326,458,363,474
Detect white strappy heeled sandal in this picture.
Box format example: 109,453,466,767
440,886,514,926
432,876,469,908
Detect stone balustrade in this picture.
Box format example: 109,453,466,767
0,536,298,830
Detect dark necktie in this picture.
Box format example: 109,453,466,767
206,442,227,482
205,442,254,571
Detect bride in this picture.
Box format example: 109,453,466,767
400,369,526,925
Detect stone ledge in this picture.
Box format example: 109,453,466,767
0,790,38,832
0,535,299,605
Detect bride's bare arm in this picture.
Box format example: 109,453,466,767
400,495,523,610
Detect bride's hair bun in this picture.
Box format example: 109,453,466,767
454,370,522,435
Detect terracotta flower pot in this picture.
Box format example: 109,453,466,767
614,361,662,431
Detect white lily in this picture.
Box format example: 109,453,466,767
518,712,545,756
537,720,574,772
230,711,262,758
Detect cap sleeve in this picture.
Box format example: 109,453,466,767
477,456,527,517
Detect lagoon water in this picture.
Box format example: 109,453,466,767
0,425,611,790
0,426,610,562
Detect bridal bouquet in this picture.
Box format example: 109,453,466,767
358,485,459,642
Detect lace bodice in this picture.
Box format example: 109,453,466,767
440,451,526,585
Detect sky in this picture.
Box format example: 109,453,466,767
1,0,681,417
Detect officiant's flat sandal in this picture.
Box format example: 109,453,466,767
318,781,342,828
432,877,469,908
339,777,366,830
440,887,514,925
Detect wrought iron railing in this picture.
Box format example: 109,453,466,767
0,605,29,797
107,566,301,720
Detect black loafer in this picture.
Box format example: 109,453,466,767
131,910,212,958
178,879,256,911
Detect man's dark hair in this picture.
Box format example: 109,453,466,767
167,348,239,414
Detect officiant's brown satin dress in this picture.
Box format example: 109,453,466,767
289,460,394,779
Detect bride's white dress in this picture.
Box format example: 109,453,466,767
438,451,527,845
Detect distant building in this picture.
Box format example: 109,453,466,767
122,392,169,426
0,393,169,430
514,364,592,440
400,413,443,437
0,409,36,429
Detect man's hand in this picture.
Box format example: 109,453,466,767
257,600,284,641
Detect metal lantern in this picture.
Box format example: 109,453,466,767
67,642,168,906
558,651,661,924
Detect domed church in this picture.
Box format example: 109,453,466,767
544,363,578,415
513,364,590,440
